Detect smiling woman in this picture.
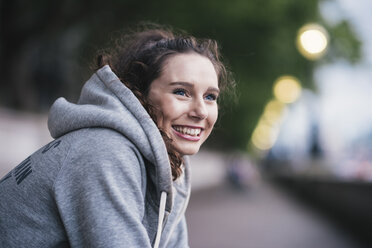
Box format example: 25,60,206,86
98,27,233,181
148,53,219,156
0,24,234,248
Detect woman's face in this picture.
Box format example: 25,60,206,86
147,53,219,156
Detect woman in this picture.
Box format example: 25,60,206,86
0,26,233,247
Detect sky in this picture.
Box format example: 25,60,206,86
271,0,372,165
316,0,372,159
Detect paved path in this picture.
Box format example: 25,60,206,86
186,180,367,248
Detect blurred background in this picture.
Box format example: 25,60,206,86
1,0,372,247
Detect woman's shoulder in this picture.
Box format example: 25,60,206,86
69,127,138,153
52,128,150,223
60,127,146,174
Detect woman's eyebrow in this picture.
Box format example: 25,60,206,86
208,87,220,94
169,82,220,94
169,82,193,87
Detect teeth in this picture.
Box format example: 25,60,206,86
174,126,201,136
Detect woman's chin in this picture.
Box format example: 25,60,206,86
173,144,201,156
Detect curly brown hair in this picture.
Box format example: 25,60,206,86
96,24,234,180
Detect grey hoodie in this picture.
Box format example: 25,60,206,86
0,65,191,248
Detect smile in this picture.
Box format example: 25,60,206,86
172,125,203,141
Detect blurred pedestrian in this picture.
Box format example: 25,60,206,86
0,24,234,247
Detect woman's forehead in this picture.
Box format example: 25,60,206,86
160,53,218,83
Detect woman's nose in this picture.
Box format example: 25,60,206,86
189,98,208,120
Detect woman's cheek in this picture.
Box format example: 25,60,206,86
210,105,219,125
166,99,186,116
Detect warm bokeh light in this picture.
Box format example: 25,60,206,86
251,120,279,150
250,99,288,151
273,75,302,103
251,123,273,150
262,99,286,125
251,111,282,151
296,23,329,60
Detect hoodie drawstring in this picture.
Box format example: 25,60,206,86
153,191,167,248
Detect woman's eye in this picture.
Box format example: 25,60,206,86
205,94,217,101
173,88,187,96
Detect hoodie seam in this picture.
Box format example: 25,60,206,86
51,140,75,196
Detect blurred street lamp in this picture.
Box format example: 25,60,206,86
250,100,286,151
273,75,302,103
251,120,279,151
296,23,329,60
262,99,287,125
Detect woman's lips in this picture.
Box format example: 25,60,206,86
172,125,202,141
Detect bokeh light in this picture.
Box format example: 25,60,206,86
296,23,329,60
251,120,279,151
250,100,287,151
273,75,302,104
262,99,287,125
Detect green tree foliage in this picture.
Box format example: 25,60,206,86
0,0,361,150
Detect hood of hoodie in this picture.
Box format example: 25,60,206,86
48,65,173,211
